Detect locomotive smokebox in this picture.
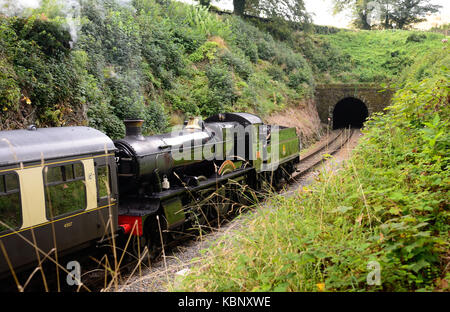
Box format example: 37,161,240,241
124,119,145,141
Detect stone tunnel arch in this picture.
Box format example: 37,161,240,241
333,97,369,129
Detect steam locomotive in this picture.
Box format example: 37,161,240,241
0,113,300,279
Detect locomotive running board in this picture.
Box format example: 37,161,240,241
148,167,255,201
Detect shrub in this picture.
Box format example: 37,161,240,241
406,33,427,43
266,64,285,81
143,100,168,135
288,68,313,91
220,50,253,80
0,57,20,111
256,35,276,61
204,64,236,115
189,41,219,63
183,4,232,41
88,102,125,139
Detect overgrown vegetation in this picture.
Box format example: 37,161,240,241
177,44,449,291
314,29,445,83
0,0,315,138
1,0,446,139
246,17,445,84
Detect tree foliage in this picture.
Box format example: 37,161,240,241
332,0,442,29
231,0,311,23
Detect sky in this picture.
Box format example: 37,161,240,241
3,0,450,29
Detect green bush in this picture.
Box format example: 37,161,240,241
0,15,87,126
266,64,285,81
406,33,427,43
220,50,253,81
88,102,125,140
203,64,236,115
256,35,277,61
288,68,314,93
143,100,168,135
189,41,219,63
183,4,232,41
1,0,316,133
0,57,20,111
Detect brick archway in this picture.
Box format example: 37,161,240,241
314,84,394,124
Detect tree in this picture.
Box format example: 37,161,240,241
332,0,378,29
390,0,441,29
197,0,211,7
354,0,373,29
233,0,246,16
230,0,311,23
332,0,441,29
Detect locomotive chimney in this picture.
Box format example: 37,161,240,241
124,120,145,140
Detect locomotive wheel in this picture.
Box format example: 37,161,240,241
142,213,171,261
189,203,210,233
129,235,152,266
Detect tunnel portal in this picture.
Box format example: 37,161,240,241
333,97,369,129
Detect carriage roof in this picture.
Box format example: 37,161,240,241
0,126,115,167
204,113,263,126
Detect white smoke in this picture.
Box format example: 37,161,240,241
63,0,81,48
0,0,42,16
1,0,81,48
0,0,138,48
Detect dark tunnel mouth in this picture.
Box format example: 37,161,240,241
332,97,369,130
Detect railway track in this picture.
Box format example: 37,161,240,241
0,127,357,292
293,127,354,179
97,128,357,292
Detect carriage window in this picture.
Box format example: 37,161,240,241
0,172,22,232
64,164,74,180
46,166,63,183
44,163,86,219
74,163,84,179
97,165,111,200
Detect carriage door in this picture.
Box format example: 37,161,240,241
94,156,118,238
43,161,93,250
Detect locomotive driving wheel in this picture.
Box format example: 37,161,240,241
129,235,152,266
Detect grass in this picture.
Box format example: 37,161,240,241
319,30,446,83
175,46,450,292
176,159,377,291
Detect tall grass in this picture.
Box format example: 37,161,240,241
176,47,450,292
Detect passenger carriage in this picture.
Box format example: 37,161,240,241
0,126,118,278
